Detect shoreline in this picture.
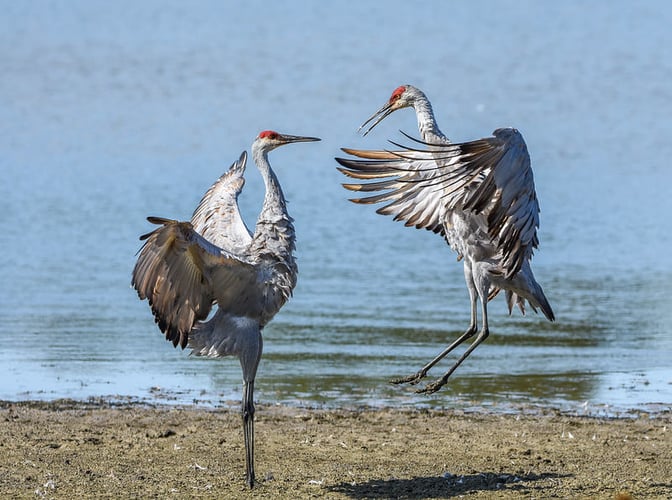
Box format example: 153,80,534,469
2,399,670,498
3,395,669,419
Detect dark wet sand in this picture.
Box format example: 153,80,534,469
1,400,670,498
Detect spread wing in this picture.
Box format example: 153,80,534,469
132,217,258,348
336,128,540,278
190,151,253,254
336,148,447,235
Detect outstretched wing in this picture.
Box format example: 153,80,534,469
336,128,540,278
191,151,253,253
336,148,447,235
435,128,540,277
132,217,258,348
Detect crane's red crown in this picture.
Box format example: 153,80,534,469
390,85,407,103
259,130,279,140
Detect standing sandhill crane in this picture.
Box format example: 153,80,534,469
336,85,554,394
132,130,320,488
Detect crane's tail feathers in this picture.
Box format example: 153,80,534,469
505,290,529,316
537,292,555,322
504,287,554,322
525,290,554,321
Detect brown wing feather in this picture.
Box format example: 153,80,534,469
132,217,257,348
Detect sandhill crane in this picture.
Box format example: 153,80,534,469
336,85,554,394
132,130,320,488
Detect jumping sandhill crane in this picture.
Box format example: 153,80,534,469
132,130,320,488
336,85,554,394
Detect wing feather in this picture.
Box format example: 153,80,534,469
336,148,446,234
190,151,253,253
336,128,541,277
132,217,257,348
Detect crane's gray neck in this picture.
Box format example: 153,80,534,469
250,147,295,261
253,148,287,212
412,92,448,144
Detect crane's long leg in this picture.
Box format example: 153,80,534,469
391,263,479,386
417,271,491,395
237,324,262,488
242,380,255,488
390,325,478,386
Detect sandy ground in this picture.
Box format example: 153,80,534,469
1,400,670,499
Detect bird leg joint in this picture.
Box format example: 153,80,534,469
242,403,255,421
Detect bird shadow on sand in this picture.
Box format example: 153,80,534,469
327,471,570,499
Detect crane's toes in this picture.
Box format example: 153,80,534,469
390,371,426,386
415,378,447,395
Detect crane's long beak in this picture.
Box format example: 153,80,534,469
242,380,255,488
358,102,395,136
279,134,321,144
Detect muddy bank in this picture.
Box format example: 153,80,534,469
1,400,670,498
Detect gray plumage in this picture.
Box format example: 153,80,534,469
132,130,319,488
336,85,554,394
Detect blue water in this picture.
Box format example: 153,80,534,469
1,0,671,415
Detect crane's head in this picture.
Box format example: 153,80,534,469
254,130,321,153
358,84,423,136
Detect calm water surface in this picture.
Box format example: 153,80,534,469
1,1,671,415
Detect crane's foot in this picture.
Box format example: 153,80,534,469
415,376,449,395
390,370,427,386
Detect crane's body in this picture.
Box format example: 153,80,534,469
132,131,319,487
338,85,554,394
